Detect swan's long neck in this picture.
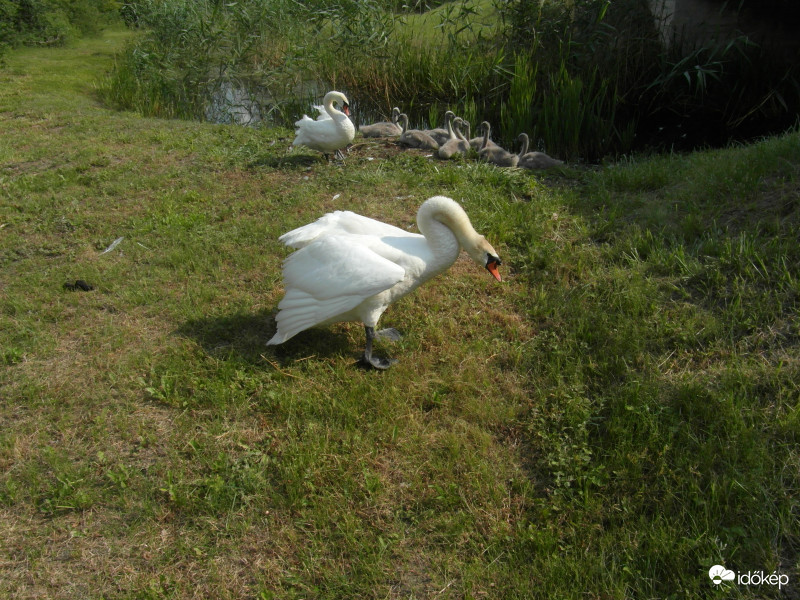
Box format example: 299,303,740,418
481,123,490,151
454,120,464,142
324,93,347,120
446,113,455,140
417,197,482,274
324,98,339,118
518,132,529,157
457,120,470,142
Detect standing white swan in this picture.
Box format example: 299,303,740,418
267,196,502,369
292,91,355,160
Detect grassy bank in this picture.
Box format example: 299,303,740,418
1,30,799,599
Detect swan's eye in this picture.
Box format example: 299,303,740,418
486,254,501,267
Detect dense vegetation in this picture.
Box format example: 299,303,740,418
0,0,120,56
1,30,799,599
99,0,800,161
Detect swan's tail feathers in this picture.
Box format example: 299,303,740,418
294,114,314,129
266,331,290,346
266,289,364,346
292,115,316,148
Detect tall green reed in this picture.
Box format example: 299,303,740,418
500,54,537,149
102,0,800,161
99,0,314,121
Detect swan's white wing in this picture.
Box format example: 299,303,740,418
313,104,331,120
282,236,405,299
279,211,420,249
294,114,315,128
292,117,355,152
267,236,406,344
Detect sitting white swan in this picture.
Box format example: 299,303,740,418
267,196,502,369
359,107,403,137
292,91,355,160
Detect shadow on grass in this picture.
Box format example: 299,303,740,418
248,153,321,170
177,308,356,367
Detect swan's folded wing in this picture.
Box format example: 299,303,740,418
313,104,331,120
294,114,314,129
279,211,418,249
267,236,406,344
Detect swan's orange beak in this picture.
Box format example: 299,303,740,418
486,258,502,282
343,103,350,116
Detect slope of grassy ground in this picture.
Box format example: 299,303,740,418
1,30,798,599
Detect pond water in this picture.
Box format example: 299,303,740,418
204,80,383,130
204,80,388,127
204,83,264,126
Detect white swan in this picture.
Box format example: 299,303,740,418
437,117,471,159
478,122,519,167
516,133,564,170
359,107,403,137
267,196,502,369
292,91,355,160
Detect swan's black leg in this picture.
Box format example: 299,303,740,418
360,325,398,370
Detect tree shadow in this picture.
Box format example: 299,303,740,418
176,308,356,366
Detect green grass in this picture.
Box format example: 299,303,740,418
1,30,799,599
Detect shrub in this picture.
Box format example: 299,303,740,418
0,0,120,50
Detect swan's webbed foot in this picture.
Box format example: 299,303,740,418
359,353,398,370
359,326,399,370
